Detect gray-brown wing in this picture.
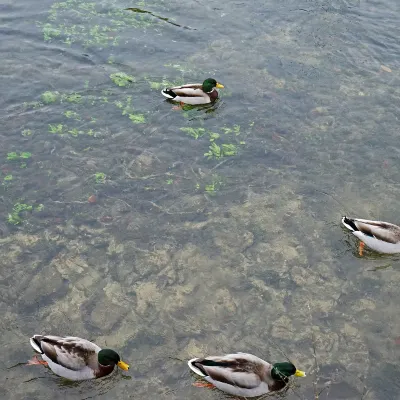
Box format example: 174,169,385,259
170,83,202,90
195,354,265,389
170,86,205,98
354,219,400,244
39,336,100,371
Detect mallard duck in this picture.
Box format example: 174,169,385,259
342,216,400,255
188,353,306,397
161,78,224,105
28,334,129,380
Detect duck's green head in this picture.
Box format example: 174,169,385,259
98,349,130,371
202,78,224,93
271,362,306,380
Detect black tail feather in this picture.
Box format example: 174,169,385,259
31,337,44,353
193,361,209,376
162,89,177,98
343,216,359,231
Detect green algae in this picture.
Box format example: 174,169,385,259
7,203,33,225
37,0,161,48
179,123,250,160
206,142,237,159
41,91,59,104
94,172,106,184
62,93,82,103
7,152,31,161
6,152,32,170
36,82,148,139
2,174,13,186
6,202,44,225
179,127,206,140
203,174,223,194
114,95,146,124
48,124,64,134
110,72,135,87
48,123,99,138
128,113,146,123
64,110,81,120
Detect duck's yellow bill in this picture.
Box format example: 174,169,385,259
117,361,130,371
216,83,224,88
295,369,306,377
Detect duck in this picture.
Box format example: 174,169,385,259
188,353,306,397
342,216,400,255
161,78,224,105
27,334,129,380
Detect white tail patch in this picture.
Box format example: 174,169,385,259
30,337,43,353
341,216,355,231
188,358,206,376
161,89,174,99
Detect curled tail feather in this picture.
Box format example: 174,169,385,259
342,216,358,232
188,358,207,377
30,336,44,354
161,89,176,99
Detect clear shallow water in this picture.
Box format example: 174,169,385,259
1,0,400,399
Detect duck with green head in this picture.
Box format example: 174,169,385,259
161,78,224,105
28,334,129,380
188,353,306,397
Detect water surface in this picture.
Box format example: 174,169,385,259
1,0,400,399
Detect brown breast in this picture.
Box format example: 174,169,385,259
269,379,288,392
209,89,219,101
95,364,115,378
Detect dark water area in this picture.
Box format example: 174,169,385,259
1,0,400,399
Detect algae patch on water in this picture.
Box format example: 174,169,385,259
7,203,43,225
179,122,252,161
204,142,238,159
37,0,163,48
110,72,135,87
6,151,32,169
94,172,106,184
41,91,60,104
114,95,146,124
27,81,148,138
